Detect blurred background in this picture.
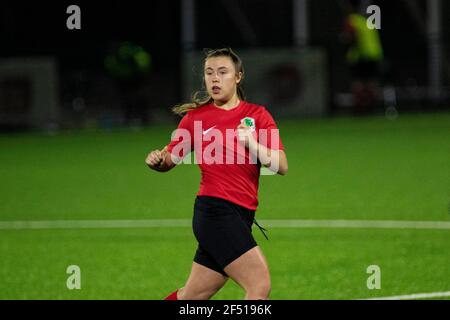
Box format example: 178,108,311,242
1,0,449,300
0,0,449,132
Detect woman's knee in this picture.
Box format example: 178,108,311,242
246,277,271,299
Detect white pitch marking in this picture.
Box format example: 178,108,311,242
364,291,450,300
0,219,450,230
259,219,450,230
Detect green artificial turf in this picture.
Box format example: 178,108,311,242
0,112,449,299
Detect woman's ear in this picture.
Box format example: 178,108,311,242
236,71,243,84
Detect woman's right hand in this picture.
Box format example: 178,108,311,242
145,146,168,170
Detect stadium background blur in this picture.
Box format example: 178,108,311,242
0,0,449,300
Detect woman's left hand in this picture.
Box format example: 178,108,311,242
237,123,257,148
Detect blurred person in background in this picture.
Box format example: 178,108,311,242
104,41,152,126
341,0,384,114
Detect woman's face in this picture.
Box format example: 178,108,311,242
204,56,242,104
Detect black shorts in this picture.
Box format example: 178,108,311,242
192,195,257,276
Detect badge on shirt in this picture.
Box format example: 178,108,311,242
240,117,256,132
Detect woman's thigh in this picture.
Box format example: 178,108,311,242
223,246,270,290
179,262,228,300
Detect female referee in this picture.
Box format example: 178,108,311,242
145,48,288,300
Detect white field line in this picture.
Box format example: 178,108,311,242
0,219,449,230
260,219,450,230
0,219,191,230
364,291,450,300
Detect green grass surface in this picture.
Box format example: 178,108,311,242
1,228,449,300
0,112,449,299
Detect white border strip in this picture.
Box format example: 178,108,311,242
0,219,449,230
364,291,450,300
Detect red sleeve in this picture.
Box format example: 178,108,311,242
257,108,284,151
166,113,193,159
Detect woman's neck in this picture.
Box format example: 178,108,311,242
214,94,240,110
